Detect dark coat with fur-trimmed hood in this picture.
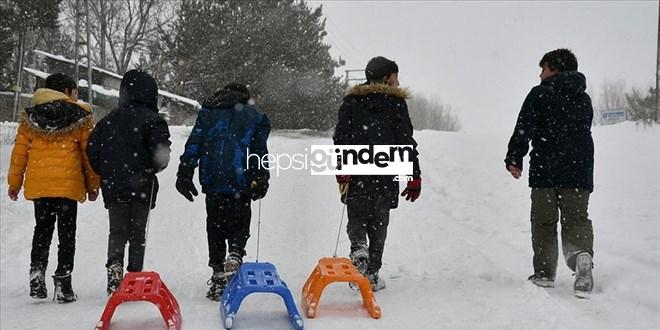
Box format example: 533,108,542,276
333,83,421,209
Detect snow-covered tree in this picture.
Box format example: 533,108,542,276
163,0,344,129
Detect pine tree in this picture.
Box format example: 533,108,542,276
163,0,343,129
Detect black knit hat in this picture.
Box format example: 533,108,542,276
119,69,158,112
365,56,398,82
223,83,250,104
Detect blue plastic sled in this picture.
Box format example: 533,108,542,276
220,262,304,329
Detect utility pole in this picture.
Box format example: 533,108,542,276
85,0,93,108
656,0,659,123
74,0,93,110
74,0,80,83
11,31,25,122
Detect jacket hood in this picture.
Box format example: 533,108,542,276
347,83,410,99
202,88,250,109
119,69,159,112
541,71,587,95
24,89,92,134
346,83,410,113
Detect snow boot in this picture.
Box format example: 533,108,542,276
348,246,369,290
206,271,227,301
106,263,124,295
29,266,47,299
53,273,77,303
224,252,243,284
349,246,369,275
528,271,555,288
574,252,593,298
367,272,386,292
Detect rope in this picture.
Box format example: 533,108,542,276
256,199,262,262
333,183,349,257
143,178,156,264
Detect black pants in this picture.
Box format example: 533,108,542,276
31,198,78,275
206,193,252,273
107,202,150,272
346,196,391,274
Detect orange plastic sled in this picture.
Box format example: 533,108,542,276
301,257,381,319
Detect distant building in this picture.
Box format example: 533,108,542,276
2,49,200,124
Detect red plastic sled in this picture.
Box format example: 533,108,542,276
95,271,182,330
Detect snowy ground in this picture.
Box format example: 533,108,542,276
1,122,658,330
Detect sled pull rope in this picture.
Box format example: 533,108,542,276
144,179,156,262
333,183,349,258
256,199,262,262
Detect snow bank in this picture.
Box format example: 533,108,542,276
1,121,658,329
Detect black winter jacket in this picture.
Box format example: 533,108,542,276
87,72,171,209
505,71,594,192
333,83,421,209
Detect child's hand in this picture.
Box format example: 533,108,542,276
88,190,99,201
507,164,522,179
7,188,19,201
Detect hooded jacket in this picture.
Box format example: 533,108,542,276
179,88,270,194
333,83,421,209
87,70,171,208
7,88,100,202
505,71,594,191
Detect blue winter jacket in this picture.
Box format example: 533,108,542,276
179,90,270,194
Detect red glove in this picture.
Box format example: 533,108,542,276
401,177,421,202
336,175,350,184
88,190,99,201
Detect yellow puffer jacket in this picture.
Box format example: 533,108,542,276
7,88,100,202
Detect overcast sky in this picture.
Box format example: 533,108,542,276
308,0,658,132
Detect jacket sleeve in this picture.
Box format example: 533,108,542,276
179,109,208,169
505,88,539,170
86,121,103,176
333,98,353,145
79,118,100,192
249,113,271,177
146,114,172,172
7,123,31,190
393,100,421,178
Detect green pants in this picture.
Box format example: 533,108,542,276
530,188,594,277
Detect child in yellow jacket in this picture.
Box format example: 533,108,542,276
7,73,99,303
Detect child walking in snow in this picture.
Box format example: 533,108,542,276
505,49,595,297
176,83,270,301
7,73,100,303
87,70,171,294
333,56,422,291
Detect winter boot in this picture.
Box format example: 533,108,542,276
367,272,386,292
29,266,47,299
347,246,369,290
224,252,243,284
53,273,77,303
349,246,369,275
528,271,555,288
206,271,227,301
574,252,594,298
106,263,124,295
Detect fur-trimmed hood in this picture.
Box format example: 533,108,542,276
346,83,410,99
22,88,93,135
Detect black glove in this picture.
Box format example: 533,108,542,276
176,164,198,202
250,173,269,201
